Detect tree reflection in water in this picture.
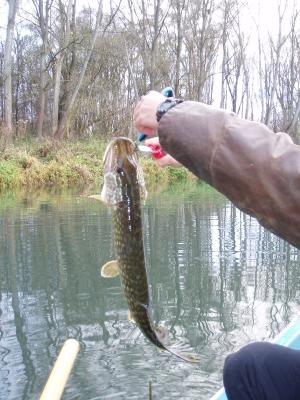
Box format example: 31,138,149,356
0,187,299,399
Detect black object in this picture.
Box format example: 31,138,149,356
223,342,300,400
156,98,184,122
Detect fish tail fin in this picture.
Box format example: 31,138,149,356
155,327,200,363
164,342,200,363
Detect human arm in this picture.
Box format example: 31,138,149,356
133,92,300,248
157,100,300,249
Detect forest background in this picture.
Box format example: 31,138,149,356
0,0,300,189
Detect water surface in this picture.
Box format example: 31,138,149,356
1,185,300,399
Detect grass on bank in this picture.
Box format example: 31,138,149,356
0,139,197,192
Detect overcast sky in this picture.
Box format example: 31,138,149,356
0,0,294,36
0,0,296,59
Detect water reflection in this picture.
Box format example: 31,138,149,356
0,186,300,399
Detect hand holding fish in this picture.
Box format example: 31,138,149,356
133,91,165,137
144,138,182,168
134,90,183,168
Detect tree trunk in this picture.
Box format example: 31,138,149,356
264,2,288,127
174,0,185,96
220,2,229,108
51,0,73,136
52,53,63,136
256,25,265,122
286,94,300,136
54,0,103,140
149,0,161,89
3,0,19,140
36,0,50,138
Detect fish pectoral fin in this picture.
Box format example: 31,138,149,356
101,260,120,278
128,310,135,323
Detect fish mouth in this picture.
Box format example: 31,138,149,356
101,137,147,205
103,137,137,174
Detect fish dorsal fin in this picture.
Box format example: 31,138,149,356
101,260,119,278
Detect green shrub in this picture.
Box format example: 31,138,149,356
18,155,36,169
0,139,199,192
42,161,68,186
0,161,20,190
166,166,189,184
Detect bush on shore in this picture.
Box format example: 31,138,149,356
0,139,197,192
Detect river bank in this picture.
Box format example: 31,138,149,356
0,139,197,192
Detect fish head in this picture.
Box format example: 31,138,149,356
101,137,147,206
103,136,136,171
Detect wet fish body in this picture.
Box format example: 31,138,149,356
100,137,198,362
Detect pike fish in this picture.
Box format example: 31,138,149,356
98,137,199,363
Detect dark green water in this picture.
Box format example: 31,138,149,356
1,185,300,400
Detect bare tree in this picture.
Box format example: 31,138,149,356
51,0,73,136
264,1,289,127
3,0,20,139
0,0,299,141
276,7,300,136
126,0,168,91
220,0,247,111
220,0,232,108
183,0,218,102
255,17,265,122
34,0,51,138
223,11,249,113
54,0,104,140
286,95,300,136
171,0,186,95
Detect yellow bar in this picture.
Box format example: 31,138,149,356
40,338,80,400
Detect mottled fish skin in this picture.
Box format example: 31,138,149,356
105,137,164,348
101,138,199,363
